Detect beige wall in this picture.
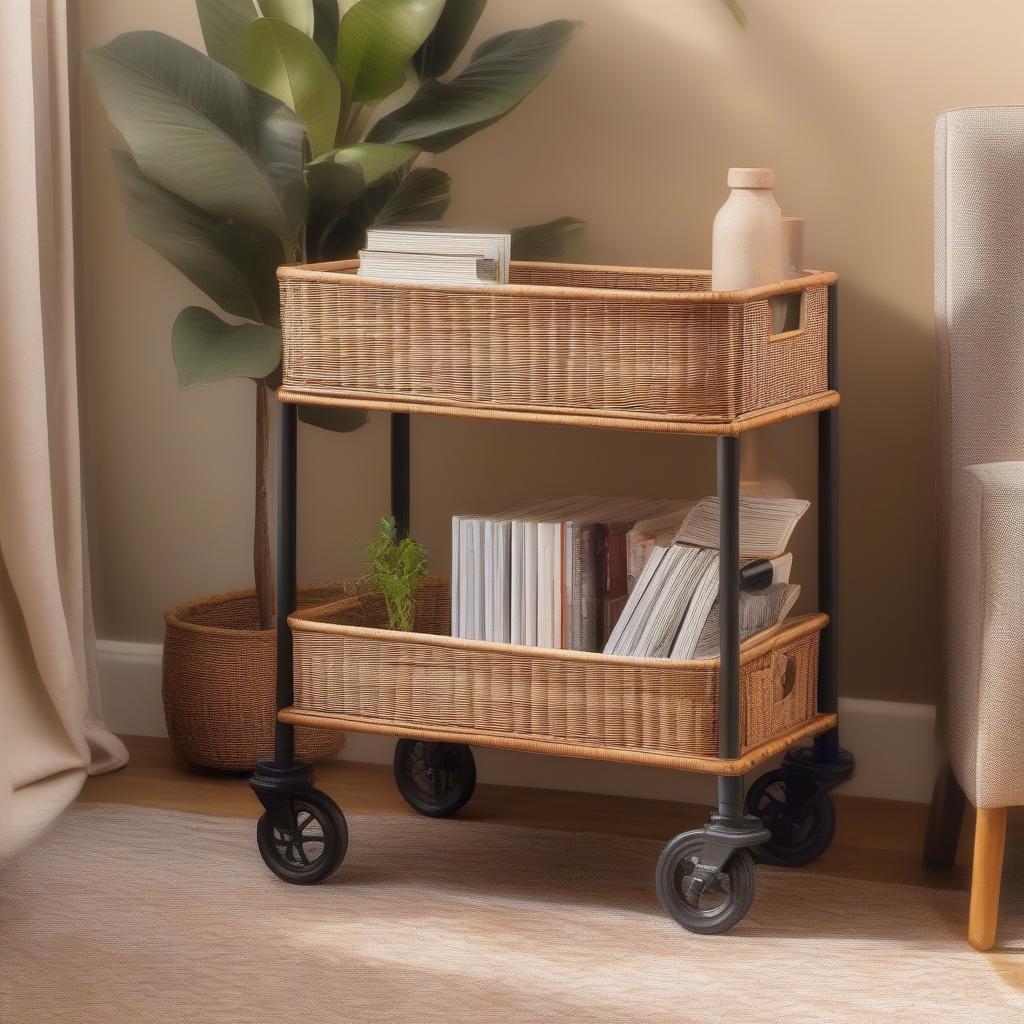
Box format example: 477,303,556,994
74,0,1017,704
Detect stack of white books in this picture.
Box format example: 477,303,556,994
603,496,808,661
451,497,690,652
358,227,511,286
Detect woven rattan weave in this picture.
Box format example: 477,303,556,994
277,260,836,434
285,577,827,772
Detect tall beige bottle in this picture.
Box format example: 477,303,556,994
711,167,784,291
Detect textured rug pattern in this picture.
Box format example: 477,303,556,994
1,803,1023,1023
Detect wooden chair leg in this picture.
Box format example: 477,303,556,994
923,762,967,867
968,806,1007,951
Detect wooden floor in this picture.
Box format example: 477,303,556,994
81,736,974,892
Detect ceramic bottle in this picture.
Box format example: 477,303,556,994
711,168,785,291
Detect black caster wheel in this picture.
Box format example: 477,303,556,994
745,768,836,867
656,830,757,935
256,789,348,885
393,739,476,818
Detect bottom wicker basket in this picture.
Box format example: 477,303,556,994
286,577,826,771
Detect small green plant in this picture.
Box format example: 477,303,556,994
365,516,428,631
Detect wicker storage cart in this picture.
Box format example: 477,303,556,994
250,260,855,936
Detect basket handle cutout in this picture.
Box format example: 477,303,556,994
768,291,806,342
775,653,797,701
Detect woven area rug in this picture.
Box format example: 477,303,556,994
1,803,1023,1024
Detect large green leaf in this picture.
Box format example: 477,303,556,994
338,0,444,101
172,307,282,387
413,0,486,78
113,151,283,323
86,31,306,244
312,142,418,184
369,20,578,152
510,217,584,262
298,406,370,432
196,0,261,74
261,0,315,34
312,0,342,63
196,0,316,70
374,167,450,224
243,18,341,155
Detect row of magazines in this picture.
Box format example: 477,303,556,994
450,495,807,660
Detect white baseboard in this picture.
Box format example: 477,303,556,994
96,640,171,738
97,639,940,805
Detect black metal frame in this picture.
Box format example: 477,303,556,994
252,284,852,862
251,402,313,830
780,281,855,794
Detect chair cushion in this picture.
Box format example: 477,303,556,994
946,461,1024,806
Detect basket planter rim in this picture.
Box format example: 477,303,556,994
278,258,838,304
290,578,828,670
165,581,361,640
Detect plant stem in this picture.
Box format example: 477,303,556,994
254,380,274,629
343,102,374,146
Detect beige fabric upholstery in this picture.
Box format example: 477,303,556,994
937,107,1024,808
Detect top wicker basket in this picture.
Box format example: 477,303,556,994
278,260,838,434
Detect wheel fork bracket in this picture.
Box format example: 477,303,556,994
687,814,771,899
250,759,316,832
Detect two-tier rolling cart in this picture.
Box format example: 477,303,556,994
249,260,855,935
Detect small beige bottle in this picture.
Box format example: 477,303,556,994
711,167,785,291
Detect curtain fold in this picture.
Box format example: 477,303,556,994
0,0,127,861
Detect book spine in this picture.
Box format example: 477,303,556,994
563,523,575,650
499,521,511,644
553,525,563,650
525,523,538,646
595,524,608,648
601,524,630,644
575,525,598,652
473,520,485,641
483,520,494,642
510,520,522,645
451,516,460,637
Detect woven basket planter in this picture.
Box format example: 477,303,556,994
278,260,835,433
163,583,358,771
287,577,824,768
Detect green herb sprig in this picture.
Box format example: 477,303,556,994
364,516,428,632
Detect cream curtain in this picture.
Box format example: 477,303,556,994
0,0,127,861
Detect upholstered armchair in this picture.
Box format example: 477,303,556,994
924,105,1024,950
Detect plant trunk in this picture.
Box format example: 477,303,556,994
254,380,274,629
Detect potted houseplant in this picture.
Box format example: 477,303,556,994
86,0,583,770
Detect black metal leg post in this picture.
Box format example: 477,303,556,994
275,401,298,769
784,280,854,783
251,401,315,829
391,412,410,537
813,281,845,767
683,434,769,893
814,398,841,763
717,435,743,819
